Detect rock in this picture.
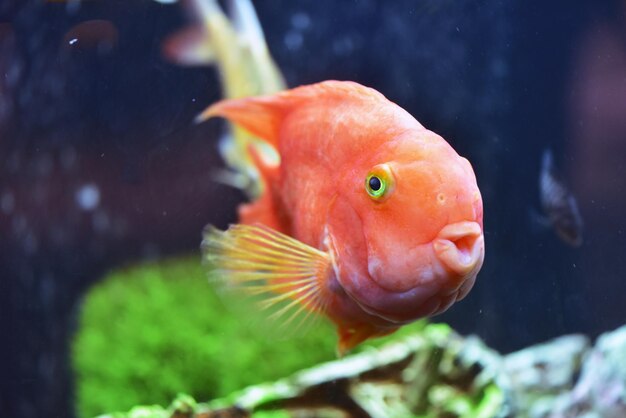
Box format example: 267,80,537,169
549,325,626,418
503,334,590,417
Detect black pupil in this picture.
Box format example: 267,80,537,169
369,176,382,191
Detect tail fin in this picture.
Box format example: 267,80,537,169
164,0,285,198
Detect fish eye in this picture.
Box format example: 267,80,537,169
365,164,395,201
369,176,382,192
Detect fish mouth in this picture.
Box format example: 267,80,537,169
433,221,484,281
331,215,484,325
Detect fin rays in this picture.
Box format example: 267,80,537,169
202,223,330,334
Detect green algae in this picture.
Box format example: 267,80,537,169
72,254,337,417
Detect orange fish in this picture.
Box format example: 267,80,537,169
202,80,485,354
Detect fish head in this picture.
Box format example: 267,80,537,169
330,130,484,323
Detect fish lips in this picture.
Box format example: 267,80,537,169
348,221,484,323
432,221,484,280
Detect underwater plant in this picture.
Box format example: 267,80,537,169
72,255,338,417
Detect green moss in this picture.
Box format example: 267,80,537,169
251,411,292,418
72,254,339,417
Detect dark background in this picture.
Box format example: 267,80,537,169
1,0,625,416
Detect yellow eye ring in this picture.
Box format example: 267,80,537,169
365,164,395,201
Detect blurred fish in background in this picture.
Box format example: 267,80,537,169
164,0,285,197
538,149,584,247
61,19,118,54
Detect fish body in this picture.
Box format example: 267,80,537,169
539,150,583,247
202,81,485,354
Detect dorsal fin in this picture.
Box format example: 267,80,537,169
196,80,387,146
196,95,286,146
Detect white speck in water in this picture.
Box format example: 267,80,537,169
1,192,15,214
69,38,78,45
284,30,303,51
291,12,311,30
76,184,100,211
162,211,167,217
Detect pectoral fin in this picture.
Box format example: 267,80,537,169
202,223,331,330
